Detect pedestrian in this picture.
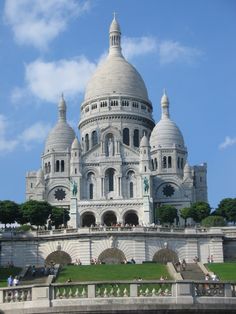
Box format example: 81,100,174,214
13,276,19,286
7,275,13,287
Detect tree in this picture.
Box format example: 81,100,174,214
156,205,178,225
0,200,19,227
20,200,52,228
201,215,226,228
216,198,236,224
180,207,191,227
189,201,211,223
50,207,70,229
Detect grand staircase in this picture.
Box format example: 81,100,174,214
180,263,205,280
20,266,49,285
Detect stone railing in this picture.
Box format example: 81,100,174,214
1,281,236,313
0,227,223,239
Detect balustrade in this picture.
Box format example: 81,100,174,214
3,287,32,303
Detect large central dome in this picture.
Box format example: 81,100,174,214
84,55,149,101
84,17,149,103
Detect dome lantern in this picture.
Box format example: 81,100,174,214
109,13,122,57
161,89,170,119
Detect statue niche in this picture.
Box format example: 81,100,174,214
106,133,114,157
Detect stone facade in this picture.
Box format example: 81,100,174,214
26,16,207,228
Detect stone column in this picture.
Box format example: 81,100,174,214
70,197,79,228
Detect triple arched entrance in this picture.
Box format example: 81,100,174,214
152,249,179,264
81,210,139,227
45,251,72,266
98,248,126,264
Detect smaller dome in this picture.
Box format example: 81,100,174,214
140,134,150,147
71,137,80,150
44,96,75,153
150,118,185,149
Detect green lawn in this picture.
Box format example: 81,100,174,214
56,263,171,283
0,267,22,287
206,263,236,281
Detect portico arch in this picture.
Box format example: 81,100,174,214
98,248,126,264
152,248,178,264
81,212,96,227
124,211,139,226
102,211,117,226
45,250,72,266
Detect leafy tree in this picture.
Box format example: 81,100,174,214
216,198,236,224
201,215,226,228
189,201,211,223
180,207,191,227
50,207,70,229
0,200,19,227
156,205,178,225
20,200,52,229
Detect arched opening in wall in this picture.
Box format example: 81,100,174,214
168,156,172,168
177,157,180,169
56,160,60,172
152,249,178,264
130,182,134,198
103,211,117,226
98,248,126,264
45,250,72,266
91,130,98,147
89,183,94,199
105,168,115,192
124,211,139,226
162,156,167,169
82,212,96,227
85,134,89,151
133,129,139,147
155,158,158,169
61,160,65,172
123,128,130,146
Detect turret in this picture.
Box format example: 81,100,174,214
70,137,81,176
139,134,151,173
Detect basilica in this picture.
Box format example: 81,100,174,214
26,16,207,228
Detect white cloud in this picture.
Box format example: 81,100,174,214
4,0,90,49
15,57,96,103
19,122,51,145
0,115,51,154
159,40,202,65
122,36,157,59
219,136,236,150
0,115,19,153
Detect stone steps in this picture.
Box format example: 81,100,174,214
180,263,205,280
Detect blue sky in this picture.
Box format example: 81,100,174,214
0,0,235,209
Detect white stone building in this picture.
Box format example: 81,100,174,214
26,17,207,228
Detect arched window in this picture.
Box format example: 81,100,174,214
48,162,51,173
91,130,98,146
177,157,180,169
155,158,158,169
123,128,130,146
89,183,94,199
56,160,60,172
163,156,167,168
107,168,114,192
85,134,89,151
181,158,184,169
130,182,134,198
168,156,172,168
45,163,48,173
151,159,154,170
61,160,64,172
75,168,77,174
133,129,139,147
